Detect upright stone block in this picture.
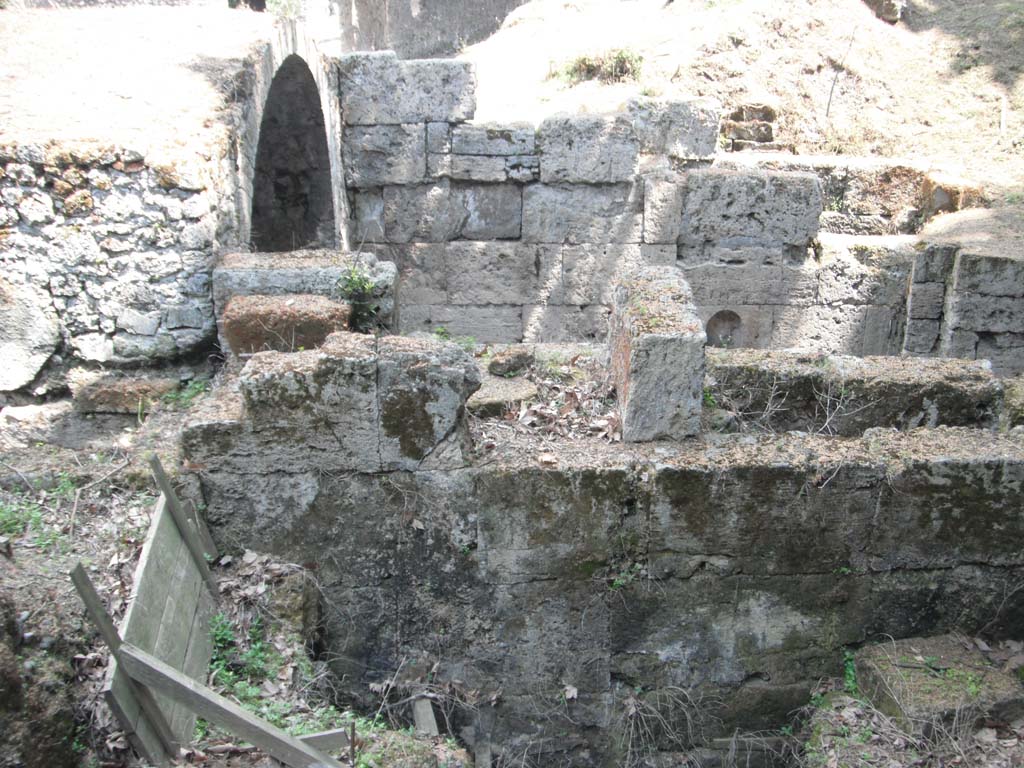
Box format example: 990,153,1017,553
538,114,639,184
610,267,705,441
382,180,522,242
643,175,685,244
343,124,426,187
446,242,560,305
338,52,476,125
451,123,536,156
627,97,721,159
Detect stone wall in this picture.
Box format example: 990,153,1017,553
0,142,228,389
183,354,1024,765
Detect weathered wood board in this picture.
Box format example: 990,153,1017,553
102,485,218,765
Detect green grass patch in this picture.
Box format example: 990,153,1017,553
560,49,643,85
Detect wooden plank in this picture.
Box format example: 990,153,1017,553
174,586,217,743
412,698,439,737
119,644,343,768
298,728,350,752
70,563,178,763
149,455,218,595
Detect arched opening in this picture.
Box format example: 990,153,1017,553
251,55,335,252
706,309,743,348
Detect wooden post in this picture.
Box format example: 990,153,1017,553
148,455,218,596
119,644,343,768
69,563,179,760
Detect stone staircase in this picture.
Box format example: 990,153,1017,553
209,249,397,357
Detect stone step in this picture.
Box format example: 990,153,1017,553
220,294,352,356
856,635,1024,735
467,373,538,418
68,368,183,414
211,249,397,328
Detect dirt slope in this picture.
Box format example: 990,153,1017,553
461,0,1024,197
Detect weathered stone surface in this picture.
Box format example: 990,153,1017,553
382,181,522,242
337,52,476,125
190,332,480,473
522,183,643,244
445,242,559,305
221,294,352,355
342,124,426,187
426,122,451,153
446,155,508,182
388,244,447,305
679,169,823,249
467,374,538,417
562,244,644,305
857,635,1024,735
538,114,639,184
521,304,611,342
0,277,59,392
907,282,946,319
376,335,481,470
487,345,534,376
643,175,685,244
610,266,705,441
399,303,523,342
348,190,385,243
452,122,535,156
721,119,773,142
955,253,1024,297
705,349,1002,435
68,369,180,413
628,97,720,159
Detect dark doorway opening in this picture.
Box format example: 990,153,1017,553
706,309,743,348
251,55,335,252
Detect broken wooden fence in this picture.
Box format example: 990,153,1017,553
71,455,349,768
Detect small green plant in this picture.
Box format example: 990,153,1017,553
336,264,380,333
702,387,718,409
266,0,303,20
833,566,852,576
433,326,452,341
560,49,643,85
843,649,859,696
609,562,644,590
161,379,209,409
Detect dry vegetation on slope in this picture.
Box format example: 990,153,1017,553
461,0,1024,197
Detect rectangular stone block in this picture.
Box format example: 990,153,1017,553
449,155,508,182
538,114,639,184
446,242,560,305
908,282,946,319
426,122,451,153
343,124,426,187
610,266,705,441
950,292,1024,333
562,244,644,305
912,244,957,283
221,294,351,355
627,97,720,159
903,318,941,354
506,155,540,183
452,122,535,155
681,263,809,307
522,183,643,244
338,52,476,125
680,169,823,249
643,175,684,244
522,304,610,342
399,303,523,342
389,244,447,305
383,180,522,242
955,253,1024,297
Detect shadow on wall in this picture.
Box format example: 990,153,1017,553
251,54,335,252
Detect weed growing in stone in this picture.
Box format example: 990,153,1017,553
336,263,380,333
843,649,859,696
560,49,643,85
161,379,209,409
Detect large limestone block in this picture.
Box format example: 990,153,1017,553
561,244,644,305
377,335,481,470
0,277,60,392
643,175,685,244
538,114,639,184
610,267,705,441
221,294,351,355
955,253,1024,297
398,304,523,342
452,122,535,156
522,183,643,244
382,180,522,242
627,97,720,159
445,242,560,305
679,169,823,249
337,52,476,125
342,124,426,187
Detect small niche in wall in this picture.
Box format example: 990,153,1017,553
706,309,743,348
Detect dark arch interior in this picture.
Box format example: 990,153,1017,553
706,309,743,348
251,55,335,252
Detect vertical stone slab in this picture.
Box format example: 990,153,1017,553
610,267,705,441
